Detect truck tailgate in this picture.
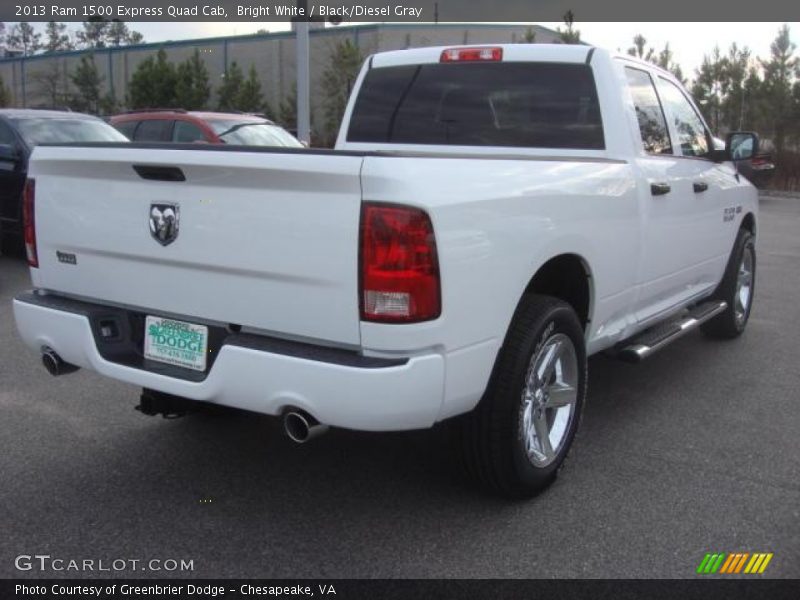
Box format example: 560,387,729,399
29,146,365,347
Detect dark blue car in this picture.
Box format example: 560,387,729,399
0,109,128,255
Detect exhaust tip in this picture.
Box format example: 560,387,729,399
283,410,329,444
42,348,61,376
41,347,79,377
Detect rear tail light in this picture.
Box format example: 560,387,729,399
22,178,38,268
441,47,503,63
360,203,441,323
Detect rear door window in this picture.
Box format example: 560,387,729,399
114,120,138,140
624,67,672,155
347,62,604,149
134,119,174,142
173,120,208,143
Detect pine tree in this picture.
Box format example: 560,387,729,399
740,68,765,132
217,61,244,111
70,54,104,113
175,50,211,110
321,40,363,139
76,20,109,49
237,65,264,113
557,11,581,44
657,43,687,84
7,22,41,56
106,21,144,47
721,44,753,131
43,22,73,53
521,27,536,43
692,47,727,133
128,49,178,108
30,62,69,108
279,86,298,131
760,25,799,157
627,34,655,62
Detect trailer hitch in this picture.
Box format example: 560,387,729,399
136,389,197,419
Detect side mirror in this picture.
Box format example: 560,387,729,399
0,143,19,163
726,132,759,161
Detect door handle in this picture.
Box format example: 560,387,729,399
650,182,671,196
693,181,709,193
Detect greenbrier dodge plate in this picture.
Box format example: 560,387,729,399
144,316,208,372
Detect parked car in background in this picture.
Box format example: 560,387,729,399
714,135,775,189
110,110,304,148
0,109,128,255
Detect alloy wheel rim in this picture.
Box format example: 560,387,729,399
735,246,754,326
519,333,579,468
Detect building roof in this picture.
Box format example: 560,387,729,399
0,23,562,65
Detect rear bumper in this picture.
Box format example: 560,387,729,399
13,292,445,431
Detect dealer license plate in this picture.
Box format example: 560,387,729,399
144,316,208,372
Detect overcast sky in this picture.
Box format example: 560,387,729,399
34,21,800,79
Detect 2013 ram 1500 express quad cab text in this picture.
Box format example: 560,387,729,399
14,45,758,497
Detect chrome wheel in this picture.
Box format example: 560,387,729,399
519,333,579,468
735,245,754,326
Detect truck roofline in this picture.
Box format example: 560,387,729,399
370,43,601,69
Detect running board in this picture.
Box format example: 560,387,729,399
617,301,728,363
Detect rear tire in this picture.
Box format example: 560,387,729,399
701,228,755,339
452,295,587,498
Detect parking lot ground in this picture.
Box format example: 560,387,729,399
1,193,798,579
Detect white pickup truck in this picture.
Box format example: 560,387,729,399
14,44,758,497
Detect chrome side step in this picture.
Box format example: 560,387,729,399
617,301,728,363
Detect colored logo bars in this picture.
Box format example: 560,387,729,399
697,552,773,574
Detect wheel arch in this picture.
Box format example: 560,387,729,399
741,212,756,236
521,253,594,331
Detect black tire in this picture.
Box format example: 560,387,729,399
701,228,756,339
451,295,587,498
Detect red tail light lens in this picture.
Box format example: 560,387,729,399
360,203,441,323
22,178,38,268
441,47,503,63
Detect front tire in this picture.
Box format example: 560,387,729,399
453,295,587,498
701,228,756,339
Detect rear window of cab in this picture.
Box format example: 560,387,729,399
347,62,605,150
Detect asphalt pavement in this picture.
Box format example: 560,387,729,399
1,193,798,579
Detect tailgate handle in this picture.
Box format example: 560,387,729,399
133,165,186,182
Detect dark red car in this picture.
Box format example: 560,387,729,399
110,110,303,148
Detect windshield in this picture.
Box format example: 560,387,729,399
207,120,303,147
11,117,129,147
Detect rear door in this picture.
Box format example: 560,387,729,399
30,146,366,346
113,120,139,140
173,120,209,143
133,119,174,142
